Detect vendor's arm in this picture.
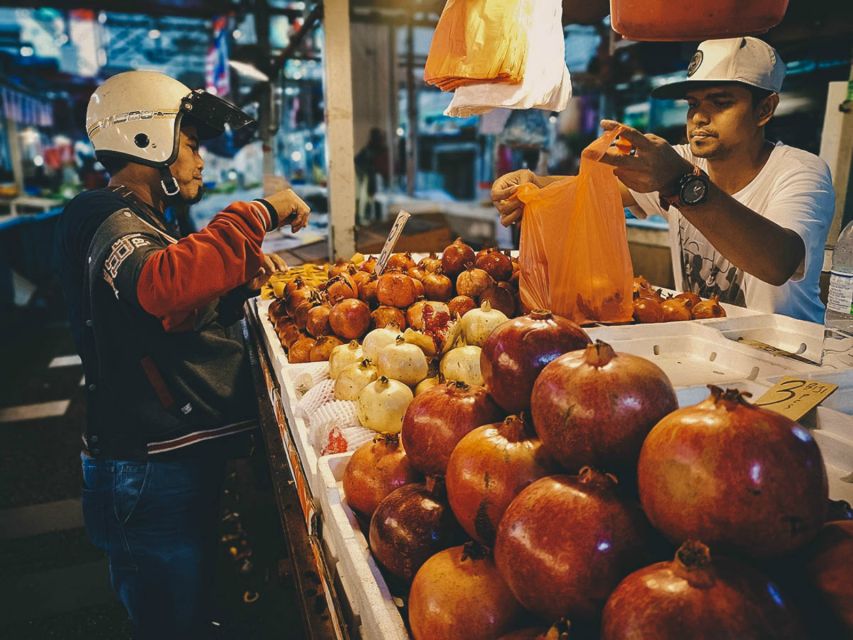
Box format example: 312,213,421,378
600,123,803,286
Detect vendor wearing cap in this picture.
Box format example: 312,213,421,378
57,71,310,638
493,37,835,323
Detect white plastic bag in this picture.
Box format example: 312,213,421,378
445,0,571,117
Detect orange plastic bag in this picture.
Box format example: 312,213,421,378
424,0,530,91
516,128,634,324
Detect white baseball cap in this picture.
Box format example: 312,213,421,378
651,37,786,100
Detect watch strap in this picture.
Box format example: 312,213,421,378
659,164,704,210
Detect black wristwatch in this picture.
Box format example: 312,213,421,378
659,165,709,209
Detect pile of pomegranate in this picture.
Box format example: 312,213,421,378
338,313,842,638
268,239,521,364
632,275,727,323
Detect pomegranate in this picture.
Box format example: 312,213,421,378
386,252,416,272
638,386,828,557
531,340,678,473
409,542,522,640
602,540,808,639
660,297,692,322
268,298,286,322
448,295,477,318
277,322,303,349
407,300,450,331
284,275,307,299
359,255,378,273
674,291,701,309
476,247,513,281
402,381,503,477
497,620,571,640
325,274,358,304
305,303,332,337
480,282,516,316
358,274,379,306
423,270,454,302
329,298,371,340
442,237,476,277
692,295,727,319
446,415,557,544
411,277,425,298
328,258,353,278
292,298,317,330
495,468,652,622
456,265,494,299
351,269,373,292
309,335,342,361
460,300,509,347
419,253,442,273
371,305,406,330
369,478,465,582
377,271,418,308
342,433,420,517
328,340,363,379
481,310,590,414
285,280,317,316
288,336,316,363
803,520,853,634
407,266,427,282
632,296,663,323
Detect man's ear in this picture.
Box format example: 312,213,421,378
756,93,780,127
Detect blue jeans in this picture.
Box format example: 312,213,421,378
81,452,226,639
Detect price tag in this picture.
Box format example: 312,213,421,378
753,377,838,421
374,210,411,275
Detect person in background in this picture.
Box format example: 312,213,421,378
492,37,835,323
55,70,309,639
355,127,390,224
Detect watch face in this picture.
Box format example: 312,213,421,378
681,176,708,205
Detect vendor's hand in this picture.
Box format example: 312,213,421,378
266,188,311,232
248,252,288,290
492,169,537,226
599,120,693,194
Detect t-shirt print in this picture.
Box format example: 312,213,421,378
677,216,746,305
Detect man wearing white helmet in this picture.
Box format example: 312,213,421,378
493,37,835,323
56,70,310,638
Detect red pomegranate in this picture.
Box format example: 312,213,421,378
358,274,379,306
475,247,513,281
371,305,406,330
409,542,522,640
305,303,332,337
442,237,476,277
638,386,828,557
448,295,477,318
660,297,692,322
456,265,494,299
342,433,421,517
423,270,454,302
369,478,465,582
602,540,808,639
530,340,678,474
402,381,503,477
329,299,371,340
446,415,557,544
803,520,853,634
309,335,342,361
632,297,663,323
386,252,416,272
481,310,590,415
480,282,517,316
377,272,418,308
692,295,727,319
495,468,652,622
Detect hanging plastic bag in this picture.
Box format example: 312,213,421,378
516,127,634,324
445,0,571,117
424,0,530,91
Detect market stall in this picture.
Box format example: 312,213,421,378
244,239,853,640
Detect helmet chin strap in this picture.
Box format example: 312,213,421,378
159,167,180,197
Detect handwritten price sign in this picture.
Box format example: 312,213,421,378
754,377,838,421
375,210,411,276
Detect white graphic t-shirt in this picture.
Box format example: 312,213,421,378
629,143,835,323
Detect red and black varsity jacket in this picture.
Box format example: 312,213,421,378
56,187,279,459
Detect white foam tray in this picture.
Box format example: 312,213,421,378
318,453,410,640
586,322,820,388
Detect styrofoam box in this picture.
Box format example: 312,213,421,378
318,453,409,640
702,314,826,365
585,322,820,388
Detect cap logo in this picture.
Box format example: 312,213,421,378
687,50,703,77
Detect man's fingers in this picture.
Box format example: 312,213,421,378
599,149,639,168
613,126,651,149
495,198,523,217
500,210,523,227
268,253,288,272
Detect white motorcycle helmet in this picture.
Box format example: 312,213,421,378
86,70,254,195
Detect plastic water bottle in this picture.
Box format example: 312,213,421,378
826,220,853,336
